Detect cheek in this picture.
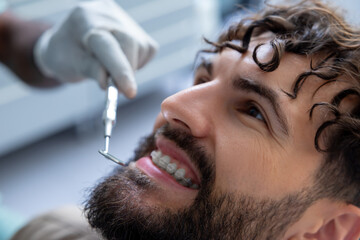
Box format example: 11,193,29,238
212,127,319,199
278,107,322,192
213,130,275,197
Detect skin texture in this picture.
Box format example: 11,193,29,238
86,37,360,239
0,11,59,87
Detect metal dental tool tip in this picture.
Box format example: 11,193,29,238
98,149,127,166
98,78,128,167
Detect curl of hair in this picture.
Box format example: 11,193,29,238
203,0,360,206
252,39,285,72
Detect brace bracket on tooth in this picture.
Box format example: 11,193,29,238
151,150,200,189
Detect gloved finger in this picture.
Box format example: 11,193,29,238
136,35,158,69
85,29,137,98
112,30,158,69
80,55,108,89
110,32,139,70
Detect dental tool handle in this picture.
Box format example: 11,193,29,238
103,78,119,138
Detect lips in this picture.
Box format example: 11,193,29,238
155,136,201,186
135,134,201,190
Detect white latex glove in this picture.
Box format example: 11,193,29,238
34,0,158,98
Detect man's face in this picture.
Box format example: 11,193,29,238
86,37,347,239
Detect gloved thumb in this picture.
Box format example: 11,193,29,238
84,29,137,98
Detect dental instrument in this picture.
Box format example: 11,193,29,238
98,78,128,166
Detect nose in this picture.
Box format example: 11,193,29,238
160,82,219,138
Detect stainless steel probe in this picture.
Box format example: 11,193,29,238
98,78,128,166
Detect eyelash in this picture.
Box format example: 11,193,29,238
247,106,265,121
194,76,210,85
194,67,211,85
240,102,267,124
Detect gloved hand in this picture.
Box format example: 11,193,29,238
34,0,158,98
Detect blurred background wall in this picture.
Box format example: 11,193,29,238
0,0,359,221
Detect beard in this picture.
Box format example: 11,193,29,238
85,124,317,240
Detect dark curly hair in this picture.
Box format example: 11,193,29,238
205,0,360,207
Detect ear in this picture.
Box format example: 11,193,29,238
284,200,360,240
305,203,360,240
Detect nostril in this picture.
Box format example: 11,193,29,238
173,118,190,130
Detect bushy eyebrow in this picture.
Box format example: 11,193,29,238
233,77,289,136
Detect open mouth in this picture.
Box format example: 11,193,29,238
135,135,202,191
150,150,200,189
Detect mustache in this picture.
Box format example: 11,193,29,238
132,123,215,189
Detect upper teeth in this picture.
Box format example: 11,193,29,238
158,156,170,169
166,163,177,174
150,150,199,189
174,168,185,180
